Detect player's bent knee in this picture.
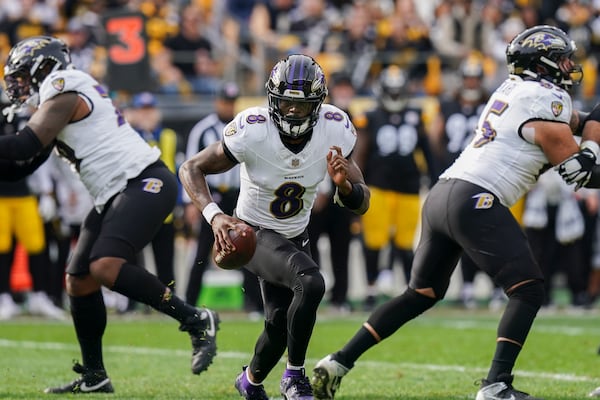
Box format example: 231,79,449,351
507,279,544,307
89,256,126,287
65,274,101,297
297,268,326,301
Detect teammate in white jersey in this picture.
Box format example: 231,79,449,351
0,36,220,394
179,54,370,400
311,25,600,400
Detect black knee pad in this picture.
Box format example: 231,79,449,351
507,280,545,308
295,267,326,301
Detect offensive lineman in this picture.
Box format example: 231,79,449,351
311,25,600,400
179,54,370,400
0,36,219,394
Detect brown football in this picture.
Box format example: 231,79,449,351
213,223,257,270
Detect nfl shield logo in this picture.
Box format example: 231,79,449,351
551,101,563,117
291,158,300,168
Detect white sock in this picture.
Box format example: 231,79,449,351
246,368,261,386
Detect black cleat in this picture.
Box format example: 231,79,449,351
180,308,220,374
44,362,114,394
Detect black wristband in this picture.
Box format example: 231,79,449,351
337,182,364,210
0,125,43,160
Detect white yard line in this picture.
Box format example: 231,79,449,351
0,338,595,383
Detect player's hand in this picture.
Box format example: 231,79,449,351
327,146,349,188
556,147,597,191
210,213,242,254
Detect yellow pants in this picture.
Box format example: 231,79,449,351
0,196,45,253
361,187,421,250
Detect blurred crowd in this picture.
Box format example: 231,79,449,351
1,0,600,103
4,0,600,319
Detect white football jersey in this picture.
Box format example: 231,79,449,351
441,76,573,207
39,69,161,211
224,104,357,238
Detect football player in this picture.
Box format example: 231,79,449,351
179,54,370,400
353,65,436,308
311,25,600,400
0,36,219,393
430,57,508,310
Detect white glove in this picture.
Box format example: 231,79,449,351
556,141,599,191
38,194,57,222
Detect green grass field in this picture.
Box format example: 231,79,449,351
1,306,599,399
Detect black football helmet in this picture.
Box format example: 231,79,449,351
4,36,72,106
266,54,328,138
506,25,582,90
373,65,408,113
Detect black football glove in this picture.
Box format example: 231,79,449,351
556,141,599,191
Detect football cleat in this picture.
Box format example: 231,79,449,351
0,292,21,320
589,386,600,397
234,366,269,400
180,308,220,374
311,355,349,400
28,291,67,320
280,368,313,400
44,362,114,394
476,373,543,400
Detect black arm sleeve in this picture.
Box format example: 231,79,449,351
0,145,53,181
0,125,43,160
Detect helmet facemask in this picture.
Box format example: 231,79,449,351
268,95,322,138
4,70,34,108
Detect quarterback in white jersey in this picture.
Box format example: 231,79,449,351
226,103,356,238
180,54,370,400
311,25,600,400
0,36,220,394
